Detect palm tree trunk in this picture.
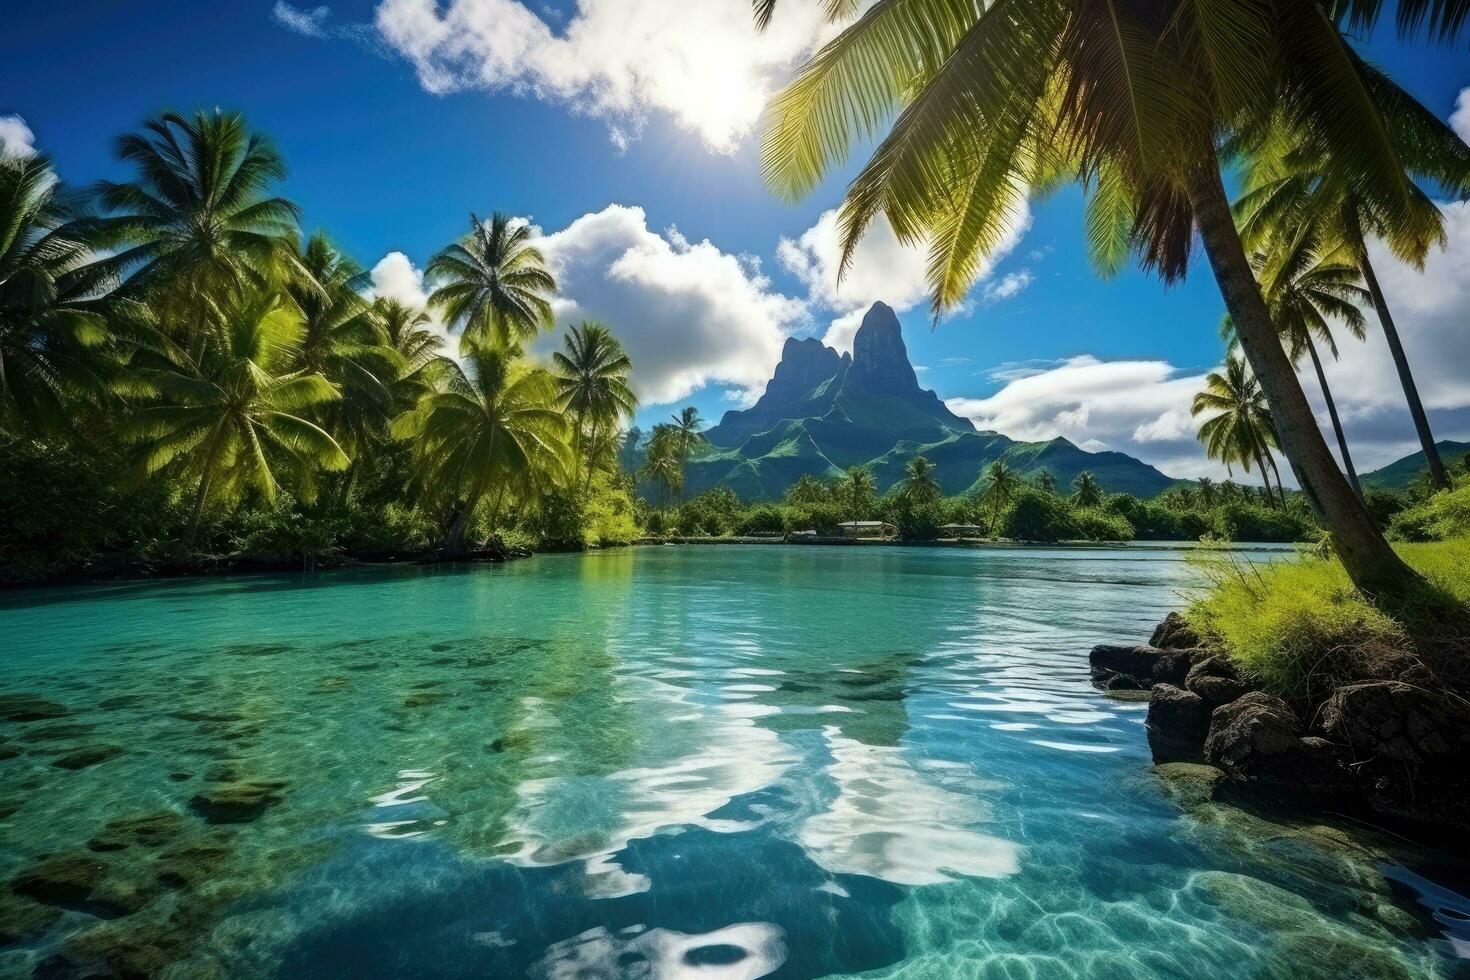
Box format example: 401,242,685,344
1249,444,1276,509
1357,249,1448,491
571,406,587,491
442,486,484,556
1304,333,1362,498
1263,447,1286,509
187,472,212,548
582,417,600,499
1185,154,1417,600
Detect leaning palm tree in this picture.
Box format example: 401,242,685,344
895,455,942,506
83,108,301,357
1071,472,1104,509
0,156,125,433
552,322,637,495
1233,114,1470,493
753,0,1463,596
122,291,348,543
841,464,877,517
982,460,1021,532
1192,357,1284,508
392,338,569,555
426,213,556,349
1225,233,1372,497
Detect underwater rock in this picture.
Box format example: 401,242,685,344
189,779,288,823
1150,612,1202,650
9,854,111,909
51,745,125,770
153,840,233,890
0,892,60,947
66,907,209,978
87,812,186,852
0,745,20,761
402,690,450,708
1153,762,1228,809
1145,684,1210,761
0,694,70,722
22,723,98,742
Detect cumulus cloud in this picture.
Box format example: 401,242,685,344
777,204,1031,353
369,0,843,153
0,115,37,159
532,205,806,404
982,269,1034,303
1452,87,1470,145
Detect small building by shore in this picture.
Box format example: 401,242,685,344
837,521,898,540
938,523,985,539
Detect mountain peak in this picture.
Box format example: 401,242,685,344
847,302,917,395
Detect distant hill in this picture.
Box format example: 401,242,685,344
624,302,1178,501
1360,441,1470,491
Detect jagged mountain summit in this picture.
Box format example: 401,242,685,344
628,302,1177,501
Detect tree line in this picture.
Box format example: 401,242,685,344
1,109,642,580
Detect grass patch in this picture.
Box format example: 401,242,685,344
1186,537,1470,703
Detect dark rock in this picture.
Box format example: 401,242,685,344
1321,680,1470,766
1185,658,1252,706
87,812,186,853
0,695,69,722
1151,649,1207,686
0,892,60,947
51,745,125,770
153,841,232,890
9,854,109,908
1203,693,1348,795
1090,644,1162,681
1150,612,1202,650
0,745,20,761
1153,762,1229,809
188,779,288,824
1145,684,1211,762
23,723,98,742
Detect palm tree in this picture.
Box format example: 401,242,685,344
426,213,556,349
639,424,684,510
122,291,348,542
753,0,1455,596
374,298,453,407
84,109,300,358
1071,472,1104,509
1234,108,1470,493
982,460,1021,532
287,233,402,486
1197,477,1219,508
785,473,828,505
0,156,124,433
392,338,569,555
1174,485,1199,511
1225,234,1372,497
895,455,941,506
1192,357,1284,508
552,322,637,495
841,464,877,517
1033,469,1057,495
666,407,707,502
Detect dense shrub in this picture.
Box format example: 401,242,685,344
737,504,789,535
1071,507,1135,542
1388,484,1470,542
1103,494,1206,540
1208,502,1311,543
1001,489,1077,541
523,490,587,550
1363,488,1407,528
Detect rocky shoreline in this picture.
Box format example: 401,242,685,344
1091,613,1470,833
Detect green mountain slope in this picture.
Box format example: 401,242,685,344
627,302,1178,501
1360,441,1470,491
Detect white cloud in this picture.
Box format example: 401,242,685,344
0,115,37,159
777,204,1031,353
273,1,331,37
366,251,457,351
532,204,807,404
371,0,845,153
1451,87,1470,145
982,269,1033,303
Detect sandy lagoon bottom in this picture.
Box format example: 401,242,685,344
1,544,1468,978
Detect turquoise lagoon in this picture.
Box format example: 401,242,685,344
1,544,1467,978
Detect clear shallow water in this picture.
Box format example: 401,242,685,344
2,544,1468,978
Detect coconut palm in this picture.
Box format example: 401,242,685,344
1071,472,1104,509
83,109,301,357
1197,477,1219,508
664,407,707,502
552,322,637,495
841,464,877,517
286,233,402,475
0,156,127,433
1192,357,1284,507
982,460,1021,531
426,213,556,349
752,0,1460,595
1234,112,1470,493
1225,233,1372,497
1033,469,1057,495
785,473,828,505
393,338,569,554
121,291,348,542
896,455,942,506
639,424,685,510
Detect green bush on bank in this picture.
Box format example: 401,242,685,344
1388,483,1470,542
1185,537,1470,702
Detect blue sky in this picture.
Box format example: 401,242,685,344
3,0,1468,478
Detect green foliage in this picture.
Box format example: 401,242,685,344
1208,502,1312,543
1388,483,1470,542
1071,507,1135,542
736,504,790,535
1186,538,1470,702
1001,488,1078,542
1362,488,1408,528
